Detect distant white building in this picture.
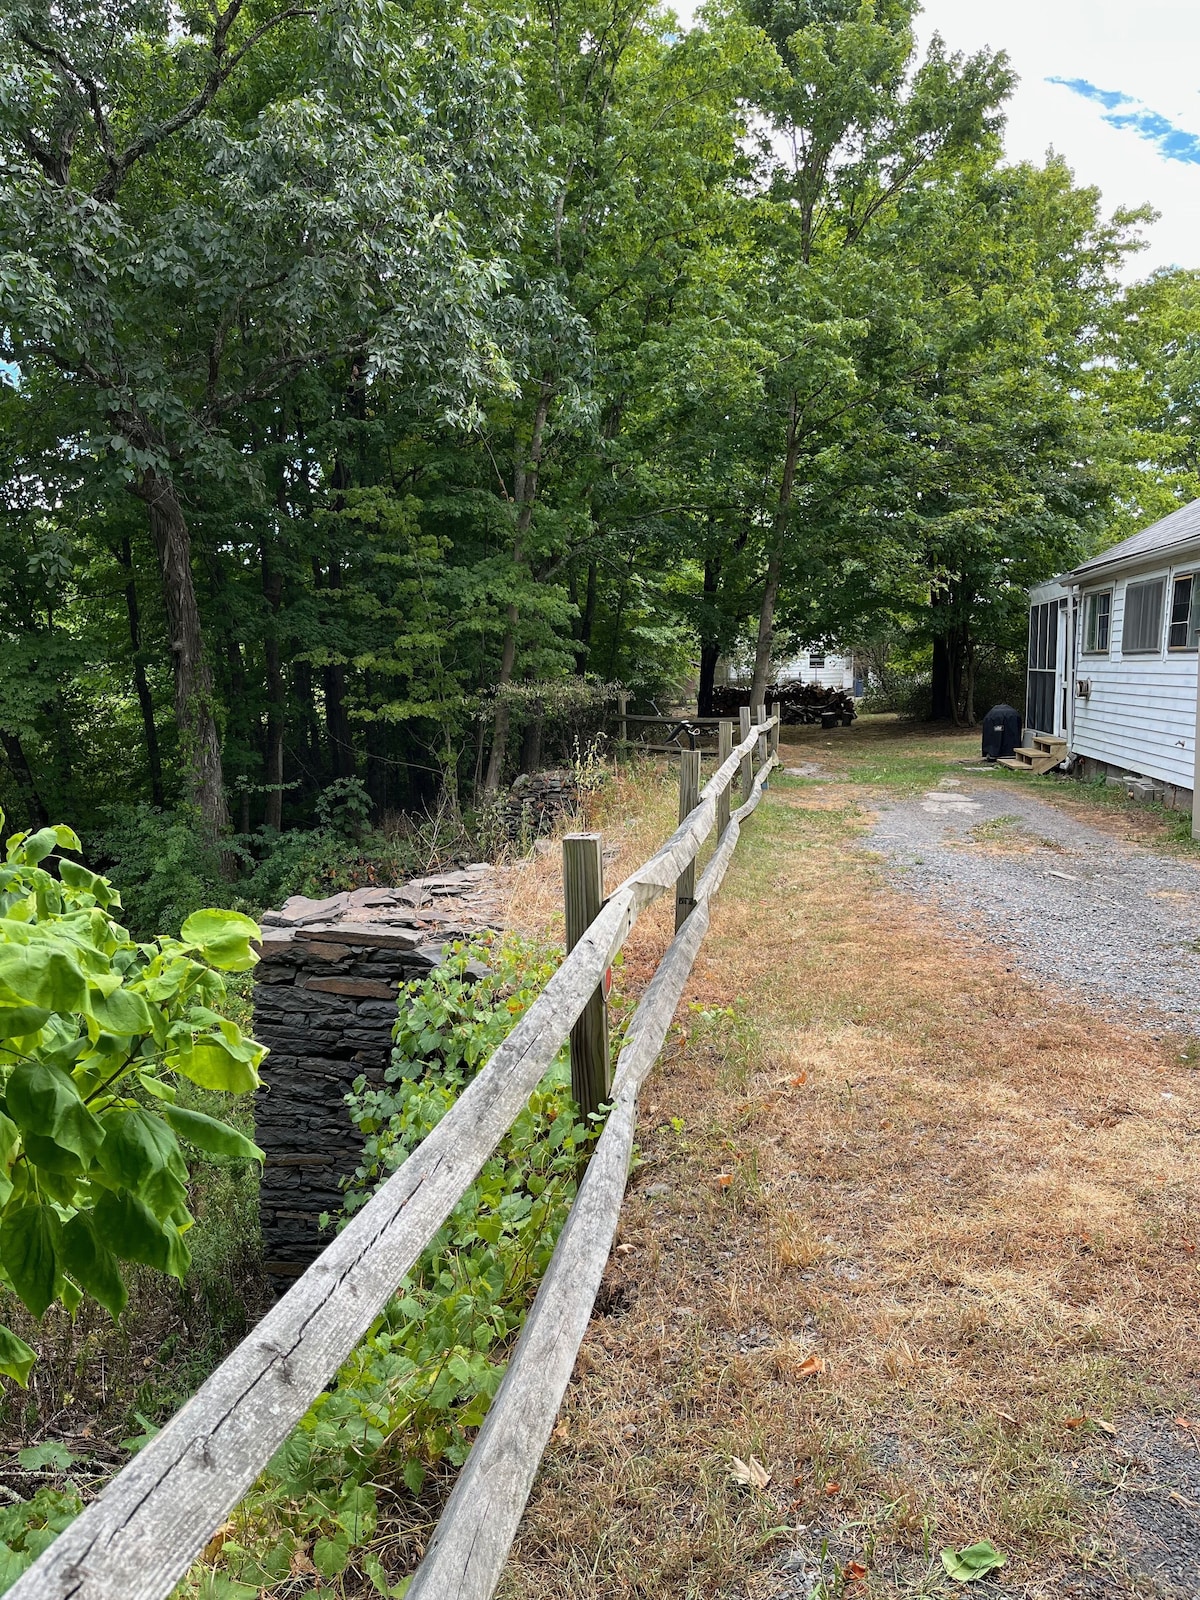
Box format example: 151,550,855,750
774,649,860,693
716,649,861,694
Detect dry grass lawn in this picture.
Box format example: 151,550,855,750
497,724,1200,1600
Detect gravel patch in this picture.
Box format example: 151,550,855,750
864,775,1200,1028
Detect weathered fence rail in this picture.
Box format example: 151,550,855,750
10,709,781,1600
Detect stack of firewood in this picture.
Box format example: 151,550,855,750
709,683,856,726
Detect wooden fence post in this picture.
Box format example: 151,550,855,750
739,705,753,804
753,701,767,764
769,699,780,758
562,834,609,1122
717,719,733,837
617,689,629,749
675,749,701,931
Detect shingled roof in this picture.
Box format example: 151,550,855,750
1068,498,1200,581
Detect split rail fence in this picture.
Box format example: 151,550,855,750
11,707,782,1600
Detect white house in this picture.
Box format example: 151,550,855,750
1026,499,1200,810
716,649,861,694
774,649,860,693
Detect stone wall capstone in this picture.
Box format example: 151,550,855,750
252,869,500,1280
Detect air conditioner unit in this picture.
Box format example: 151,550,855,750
1076,678,1092,699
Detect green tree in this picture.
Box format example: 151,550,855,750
0,0,525,840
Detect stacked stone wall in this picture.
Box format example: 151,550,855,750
251,872,498,1279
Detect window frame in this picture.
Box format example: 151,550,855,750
1082,589,1112,655
1121,575,1167,656
1167,571,1200,652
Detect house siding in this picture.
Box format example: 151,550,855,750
1072,566,1199,789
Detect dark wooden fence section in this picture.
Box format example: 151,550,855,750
10,710,781,1600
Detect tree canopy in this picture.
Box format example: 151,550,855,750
0,0,1187,910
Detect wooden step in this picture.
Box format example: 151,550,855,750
1032,735,1067,755
997,748,1061,775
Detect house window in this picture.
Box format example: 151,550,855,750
1168,573,1200,650
808,652,826,668
1083,590,1111,653
1122,577,1165,654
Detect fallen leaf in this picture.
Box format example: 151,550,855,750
551,1421,570,1444
290,1547,317,1578
203,1524,235,1563
730,1455,771,1490
941,1541,1006,1583
716,1173,733,1189
1066,1414,1116,1436
843,1561,868,1581
616,1243,634,1255
789,1072,808,1086
824,1481,841,1497
1175,1417,1196,1431
797,1355,826,1378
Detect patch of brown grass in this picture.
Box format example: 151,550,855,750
496,764,1200,1600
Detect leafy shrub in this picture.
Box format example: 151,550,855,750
195,934,591,1596
0,814,265,1384
0,1455,82,1590
315,777,375,840
91,804,223,937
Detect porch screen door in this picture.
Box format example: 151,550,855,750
1026,601,1058,734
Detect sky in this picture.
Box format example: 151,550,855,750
914,0,1200,276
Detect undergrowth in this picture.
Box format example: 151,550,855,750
178,932,592,1599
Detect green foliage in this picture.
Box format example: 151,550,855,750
941,1540,1007,1582
0,1475,83,1591
0,813,265,1380
191,933,588,1597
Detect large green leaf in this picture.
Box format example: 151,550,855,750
180,910,261,973
163,1106,263,1164
15,827,77,866
93,1190,190,1280
0,1006,50,1039
169,1033,263,1094
98,1110,188,1220
61,1213,128,1320
0,1325,36,1387
58,860,118,908
0,1203,63,1317
20,1133,83,1177
87,985,154,1037
5,1060,104,1163
0,939,87,1014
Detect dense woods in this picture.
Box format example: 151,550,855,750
2,0,1197,915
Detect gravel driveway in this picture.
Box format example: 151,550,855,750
865,774,1200,1028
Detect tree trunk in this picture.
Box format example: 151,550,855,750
130,468,230,845
119,536,164,808
930,632,952,720
698,642,720,717
573,559,598,674
483,613,519,791
484,382,553,792
260,538,285,831
292,660,322,772
519,715,543,775
749,395,802,711
0,730,49,827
